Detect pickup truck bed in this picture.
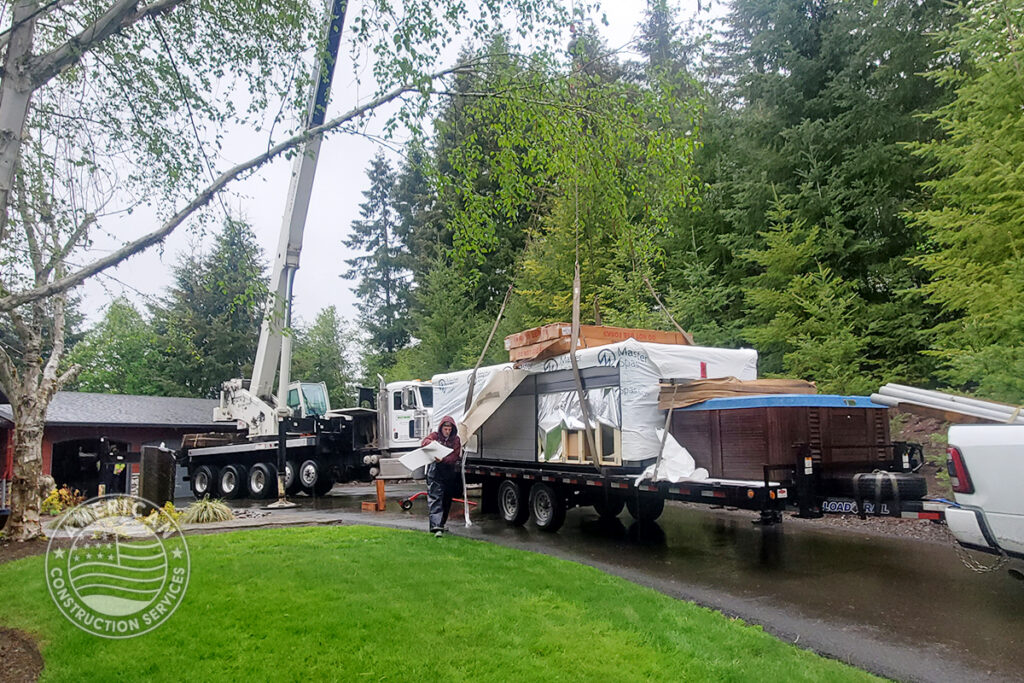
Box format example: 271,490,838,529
945,424,1024,560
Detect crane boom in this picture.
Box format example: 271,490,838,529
250,0,348,403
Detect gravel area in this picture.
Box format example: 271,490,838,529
670,499,954,545
787,509,952,544
230,508,270,520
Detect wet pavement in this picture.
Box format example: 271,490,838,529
206,484,1024,682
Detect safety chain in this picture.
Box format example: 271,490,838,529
943,523,1010,574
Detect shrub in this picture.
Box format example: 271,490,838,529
57,505,98,529
142,501,182,529
41,486,84,515
180,496,234,524
99,496,139,518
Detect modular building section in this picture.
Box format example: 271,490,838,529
432,339,759,467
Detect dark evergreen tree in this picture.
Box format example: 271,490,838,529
292,306,357,408
393,141,447,284
66,299,160,395
909,0,1024,401
151,219,268,397
676,0,954,382
344,152,411,369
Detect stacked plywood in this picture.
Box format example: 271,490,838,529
658,377,816,410
504,323,691,362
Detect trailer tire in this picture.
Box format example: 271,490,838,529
593,496,625,519
285,460,302,495
853,472,927,501
248,463,277,499
530,483,566,533
626,495,665,523
218,465,247,499
191,465,217,499
498,480,530,526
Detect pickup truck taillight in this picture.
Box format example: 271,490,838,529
946,445,975,494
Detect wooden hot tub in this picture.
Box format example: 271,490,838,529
669,395,892,483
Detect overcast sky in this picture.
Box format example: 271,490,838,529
77,2,709,328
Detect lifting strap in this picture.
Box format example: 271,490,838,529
650,384,679,482
459,282,514,527
642,274,694,345
570,261,601,473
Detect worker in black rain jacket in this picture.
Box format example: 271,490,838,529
422,415,462,537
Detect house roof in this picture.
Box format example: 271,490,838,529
0,392,224,429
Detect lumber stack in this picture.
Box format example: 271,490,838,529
658,377,817,410
870,384,1024,424
504,323,691,362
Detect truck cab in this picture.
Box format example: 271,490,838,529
285,381,331,418
379,380,433,452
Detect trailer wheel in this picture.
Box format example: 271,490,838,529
285,460,302,495
400,499,413,511
530,483,566,532
218,465,247,500
593,496,625,519
248,463,277,499
191,465,217,499
498,480,530,526
626,495,665,523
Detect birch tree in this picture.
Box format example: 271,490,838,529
0,0,570,540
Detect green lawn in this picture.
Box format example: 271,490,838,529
0,526,877,682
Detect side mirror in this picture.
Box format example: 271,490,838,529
401,386,416,410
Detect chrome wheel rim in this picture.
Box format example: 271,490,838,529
501,486,518,518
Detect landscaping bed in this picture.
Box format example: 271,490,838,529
0,525,878,681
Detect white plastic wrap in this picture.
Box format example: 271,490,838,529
536,388,620,461
634,430,709,484
460,368,529,436
431,363,514,430
432,339,758,464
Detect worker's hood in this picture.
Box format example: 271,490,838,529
438,415,458,438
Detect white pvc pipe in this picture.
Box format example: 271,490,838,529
878,383,1019,418
877,386,1015,421
871,388,1021,423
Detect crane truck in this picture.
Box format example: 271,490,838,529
178,1,431,500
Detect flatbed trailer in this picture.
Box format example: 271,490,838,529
464,461,790,531
462,460,948,532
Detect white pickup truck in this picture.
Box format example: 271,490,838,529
944,424,1024,575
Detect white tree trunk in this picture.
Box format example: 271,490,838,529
8,400,45,541
2,291,76,541
0,1,38,237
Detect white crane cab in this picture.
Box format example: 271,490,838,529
285,381,331,418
